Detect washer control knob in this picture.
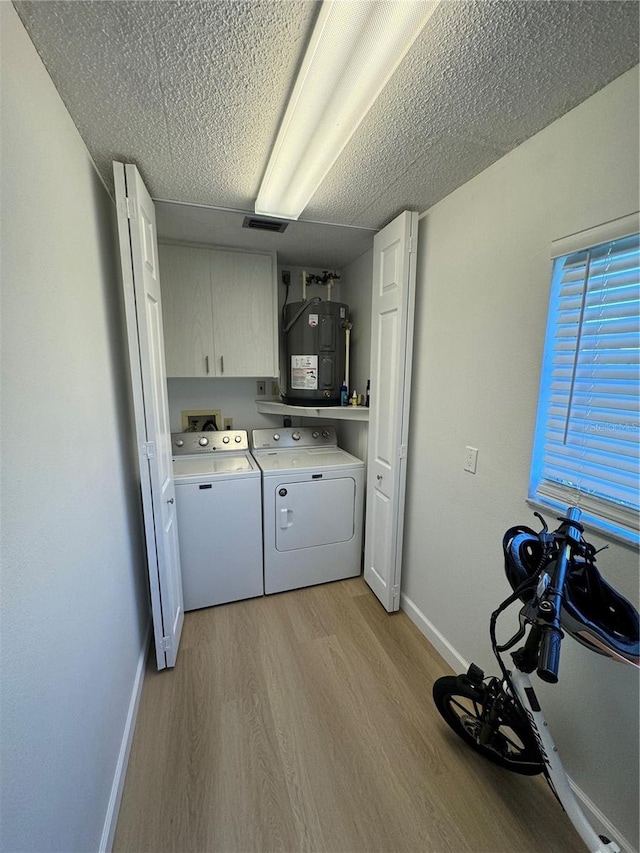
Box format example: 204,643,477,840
199,436,209,446
322,430,330,438
175,439,184,447
312,431,319,439
222,435,230,444
279,488,287,497
234,435,242,443
292,431,301,441
273,433,280,441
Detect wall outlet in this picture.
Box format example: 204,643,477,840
464,446,478,474
223,417,233,430
256,380,266,396
270,380,280,396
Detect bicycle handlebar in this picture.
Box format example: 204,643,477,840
535,506,584,683
537,626,563,683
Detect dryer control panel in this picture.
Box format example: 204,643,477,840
251,426,337,450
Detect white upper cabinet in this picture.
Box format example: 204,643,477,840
160,245,213,377
160,243,278,378
210,249,278,378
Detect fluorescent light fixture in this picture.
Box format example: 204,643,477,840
256,0,440,221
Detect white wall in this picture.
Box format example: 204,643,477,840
0,6,149,851
403,66,639,849
336,249,373,460
167,377,282,432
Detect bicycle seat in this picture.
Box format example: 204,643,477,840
503,526,640,666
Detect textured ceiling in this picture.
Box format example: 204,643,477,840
13,0,639,264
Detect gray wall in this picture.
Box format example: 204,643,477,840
0,5,149,851
403,66,639,849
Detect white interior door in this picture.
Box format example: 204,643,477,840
364,211,418,612
113,162,184,669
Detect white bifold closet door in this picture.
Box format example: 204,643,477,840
114,161,184,670
364,210,418,613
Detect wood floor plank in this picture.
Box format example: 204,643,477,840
114,578,586,853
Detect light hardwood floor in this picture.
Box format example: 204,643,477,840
114,577,585,853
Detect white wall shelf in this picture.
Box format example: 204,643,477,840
256,400,369,422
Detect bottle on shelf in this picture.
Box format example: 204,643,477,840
340,381,348,406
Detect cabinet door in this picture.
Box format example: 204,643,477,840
210,250,278,377
159,244,214,377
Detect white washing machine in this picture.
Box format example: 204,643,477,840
251,426,365,594
172,430,263,610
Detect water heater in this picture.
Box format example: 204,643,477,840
284,299,348,405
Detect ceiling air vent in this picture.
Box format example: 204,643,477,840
242,216,289,234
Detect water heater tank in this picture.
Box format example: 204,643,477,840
284,300,348,405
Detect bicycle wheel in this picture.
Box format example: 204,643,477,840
433,674,543,775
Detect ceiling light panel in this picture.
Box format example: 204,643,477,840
256,0,439,220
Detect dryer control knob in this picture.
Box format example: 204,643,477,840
222,435,230,444
234,435,242,443
312,431,319,439
273,433,280,441
292,431,301,441
175,439,184,447
199,437,209,446
279,488,287,497
322,430,330,438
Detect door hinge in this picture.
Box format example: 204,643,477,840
392,584,400,603
408,235,414,254
125,195,136,221
160,636,171,652
143,441,156,459
399,444,408,459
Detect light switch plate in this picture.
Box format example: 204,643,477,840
464,446,478,474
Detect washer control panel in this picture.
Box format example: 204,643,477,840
251,426,337,450
172,430,249,454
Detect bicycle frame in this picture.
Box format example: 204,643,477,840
436,505,635,852
508,668,620,853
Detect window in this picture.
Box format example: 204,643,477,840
530,213,640,546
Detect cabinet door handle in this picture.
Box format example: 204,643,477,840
205,355,210,375
220,355,224,374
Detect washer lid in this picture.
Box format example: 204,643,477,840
173,452,259,482
252,446,364,474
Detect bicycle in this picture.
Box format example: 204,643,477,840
433,506,640,853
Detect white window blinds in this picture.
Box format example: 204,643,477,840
530,216,640,544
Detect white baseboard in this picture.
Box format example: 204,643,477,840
399,592,637,853
400,590,469,673
99,621,151,853
568,777,638,853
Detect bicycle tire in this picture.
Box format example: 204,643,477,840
433,674,543,776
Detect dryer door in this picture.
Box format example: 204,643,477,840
275,477,355,552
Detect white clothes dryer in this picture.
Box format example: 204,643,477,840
251,426,365,594
172,430,263,610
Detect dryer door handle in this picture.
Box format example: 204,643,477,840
279,507,293,529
